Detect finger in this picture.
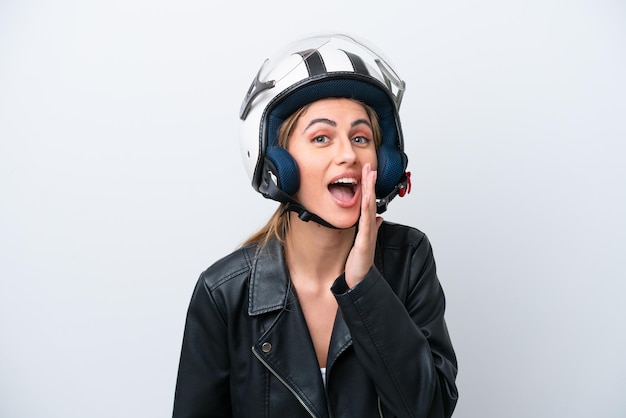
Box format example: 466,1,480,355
362,163,376,212
358,164,378,241
359,165,373,227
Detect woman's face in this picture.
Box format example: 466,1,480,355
287,98,378,229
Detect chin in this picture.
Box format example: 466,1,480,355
325,212,360,230
301,201,360,229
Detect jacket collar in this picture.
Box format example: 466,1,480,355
247,237,291,316
246,237,353,369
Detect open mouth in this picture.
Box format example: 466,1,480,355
328,177,359,203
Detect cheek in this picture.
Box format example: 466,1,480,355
300,164,324,186
367,149,378,170
293,158,323,190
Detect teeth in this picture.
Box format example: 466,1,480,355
334,178,357,185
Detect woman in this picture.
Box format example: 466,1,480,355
173,33,458,418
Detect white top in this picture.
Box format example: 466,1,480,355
321,368,327,385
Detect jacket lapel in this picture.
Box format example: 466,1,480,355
248,239,329,418
326,310,352,374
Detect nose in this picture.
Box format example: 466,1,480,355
334,136,357,165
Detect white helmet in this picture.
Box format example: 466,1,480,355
239,33,410,216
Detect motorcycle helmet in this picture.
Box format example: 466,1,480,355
239,33,410,218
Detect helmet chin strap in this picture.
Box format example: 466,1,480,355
280,201,341,230
262,177,344,230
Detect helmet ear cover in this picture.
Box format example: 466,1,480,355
264,146,300,196
260,76,407,198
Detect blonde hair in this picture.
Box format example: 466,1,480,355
241,100,381,248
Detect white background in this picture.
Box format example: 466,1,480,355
1,0,625,417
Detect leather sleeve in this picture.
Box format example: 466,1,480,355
331,231,458,418
173,276,232,418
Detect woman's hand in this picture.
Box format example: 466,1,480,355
345,163,383,288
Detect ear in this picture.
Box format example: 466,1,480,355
376,144,407,197
264,146,300,196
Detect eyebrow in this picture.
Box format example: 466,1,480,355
303,118,372,132
351,119,372,129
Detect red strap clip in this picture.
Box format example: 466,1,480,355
399,171,412,197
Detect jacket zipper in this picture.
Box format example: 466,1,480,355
252,347,317,418
377,397,384,418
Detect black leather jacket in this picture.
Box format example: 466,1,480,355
173,221,458,418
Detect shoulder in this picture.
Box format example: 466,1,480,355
375,221,441,301
199,244,257,292
378,220,430,250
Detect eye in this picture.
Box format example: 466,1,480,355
312,135,330,144
352,136,371,145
